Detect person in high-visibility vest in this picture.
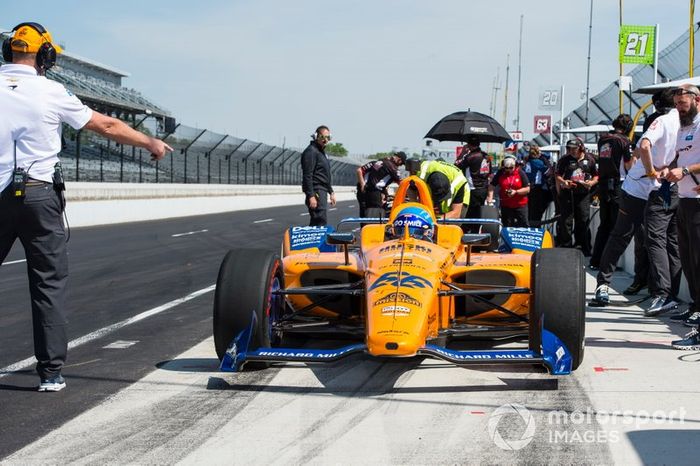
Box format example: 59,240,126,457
415,160,469,219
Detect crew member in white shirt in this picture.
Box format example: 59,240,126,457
0,22,172,391
662,84,700,350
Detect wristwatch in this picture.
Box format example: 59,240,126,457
682,167,690,177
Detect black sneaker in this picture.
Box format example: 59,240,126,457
671,327,700,350
670,309,694,321
623,281,647,295
644,296,679,317
684,311,700,328
38,374,66,392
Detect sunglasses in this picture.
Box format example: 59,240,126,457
318,134,332,141
672,89,699,97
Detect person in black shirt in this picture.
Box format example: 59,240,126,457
301,125,335,226
356,151,406,217
556,138,598,255
590,114,633,268
455,136,492,218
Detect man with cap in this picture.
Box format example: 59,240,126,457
455,136,491,219
486,156,531,227
414,159,468,219
1,22,172,391
555,138,598,255
356,151,406,217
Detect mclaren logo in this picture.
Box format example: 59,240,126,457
374,292,420,306
369,271,431,290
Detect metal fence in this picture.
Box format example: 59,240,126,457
59,122,359,186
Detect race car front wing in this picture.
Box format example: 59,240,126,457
219,312,573,375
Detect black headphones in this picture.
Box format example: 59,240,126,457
2,22,57,71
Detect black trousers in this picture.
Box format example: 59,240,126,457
645,188,682,298
355,183,366,218
527,185,547,222
677,198,700,307
633,225,650,285
591,182,621,267
501,205,529,227
557,190,591,255
0,183,68,378
306,188,328,226
597,191,647,286
465,188,488,219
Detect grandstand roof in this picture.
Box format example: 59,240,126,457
1,29,169,118
534,25,699,146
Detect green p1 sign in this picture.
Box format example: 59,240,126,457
619,25,656,65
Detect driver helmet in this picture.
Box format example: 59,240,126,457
391,206,434,241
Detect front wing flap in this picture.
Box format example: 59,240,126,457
220,312,572,375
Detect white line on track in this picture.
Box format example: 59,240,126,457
253,218,274,224
171,229,208,238
0,284,216,378
1,259,26,266
329,208,338,211
300,213,309,216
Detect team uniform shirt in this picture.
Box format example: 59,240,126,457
455,148,491,191
556,153,598,195
623,109,680,200
0,64,92,191
491,167,529,208
359,158,401,191
675,112,700,199
597,131,632,182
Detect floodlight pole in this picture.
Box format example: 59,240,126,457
241,142,264,184
585,0,593,124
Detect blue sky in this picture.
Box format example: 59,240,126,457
2,1,694,154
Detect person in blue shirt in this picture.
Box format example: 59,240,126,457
523,145,552,222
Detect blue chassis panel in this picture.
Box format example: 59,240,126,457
219,313,573,375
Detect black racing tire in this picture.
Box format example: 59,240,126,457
475,205,500,252
213,248,285,363
529,248,586,370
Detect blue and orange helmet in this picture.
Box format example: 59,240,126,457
391,206,434,241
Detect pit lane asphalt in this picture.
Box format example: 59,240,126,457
0,200,356,458
2,203,699,464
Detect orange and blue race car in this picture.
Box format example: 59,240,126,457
213,176,585,375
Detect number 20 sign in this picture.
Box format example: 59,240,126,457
619,25,656,65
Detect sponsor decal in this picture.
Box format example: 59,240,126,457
679,144,693,152
555,346,565,361
379,244,432,254
392,258,412,265
369,271,432,290
685,133,694,141
470,126,488,133
289,226,335,251
381,305,410,315
377,329,410,335
500,228,545,253
374,292,421,306
599,143,612,159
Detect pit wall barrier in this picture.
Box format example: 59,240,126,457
64,182,356,228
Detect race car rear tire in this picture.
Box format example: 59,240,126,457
529,248,585,370
213,248,285,363
474,205,500,252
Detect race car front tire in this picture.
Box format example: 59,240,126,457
529,248,586,370
213,248,285,363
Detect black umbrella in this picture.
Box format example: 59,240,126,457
424,111,512,143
